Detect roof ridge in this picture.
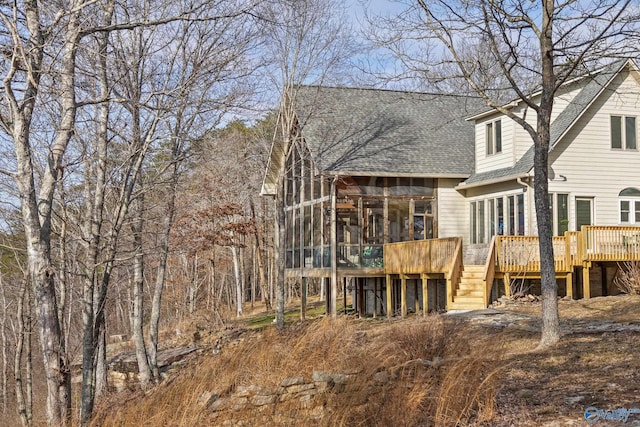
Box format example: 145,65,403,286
300,84,481,99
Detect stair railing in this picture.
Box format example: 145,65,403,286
446,237,463,309
483,235,497,307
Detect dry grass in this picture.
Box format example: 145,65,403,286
90,295,640,426
91,316,506,427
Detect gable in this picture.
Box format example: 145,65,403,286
460,58,636,189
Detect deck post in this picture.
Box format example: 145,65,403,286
386,274,393,318
422,274,428,316
503,273,511,298
373,278,378,318
414,280,420,314
330,178,338,318
301,277,307,320
400,275,407,317
583,263,591,299
566,272,573,299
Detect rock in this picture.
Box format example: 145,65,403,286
210,397,229,411
280,376,305,387
312,371,333,383
197,391,219,407
286,383,316,394
251,395,276,406
299,394,315,408
231,397,248,411
564,395,585,404
373,371,389,384
237,385,267,397
331,373,349,385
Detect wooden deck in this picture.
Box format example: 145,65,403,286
383,226,640,313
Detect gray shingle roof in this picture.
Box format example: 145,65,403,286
463,59,629,186
295,86,485,176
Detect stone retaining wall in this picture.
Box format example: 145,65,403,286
197,370,390,425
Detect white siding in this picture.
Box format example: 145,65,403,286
437,179,468,244
474,113,515,174
551,82,583,123
474,82,583,173
510,103,537,162
544,69,640,230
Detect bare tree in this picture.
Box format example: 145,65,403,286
370,0,640,347
261,0,359,328
0,2,87,422
0,1,258,424
144,8,258,376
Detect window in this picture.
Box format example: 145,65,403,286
576,198,593,230
470,202,477,244
611,115,637,150
486,120,502,155
478,201,485,243
619,188,640,224
413,200,434,240
470,200,486,244
549,193,569,235
488,199,495,238
471,194,523,243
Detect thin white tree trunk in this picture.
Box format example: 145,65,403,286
132,196,152,388
0,273,7,415
232,246,243,316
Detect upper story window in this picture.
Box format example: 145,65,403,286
611,115,637,150
486,119,502,155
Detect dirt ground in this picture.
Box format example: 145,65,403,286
469,295,640,426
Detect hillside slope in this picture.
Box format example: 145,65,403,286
91,295,640,426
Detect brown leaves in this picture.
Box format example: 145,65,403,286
172,202,257,254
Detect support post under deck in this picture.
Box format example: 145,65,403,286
400,275,407,318
583,263,591,299
421,274,428,316
386,274,392,318
503,273,511,298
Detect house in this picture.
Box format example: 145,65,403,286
261,58,640,317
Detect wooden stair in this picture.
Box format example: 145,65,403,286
449,265,487,310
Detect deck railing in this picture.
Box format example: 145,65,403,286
582,225,640,261
496,235,572,273
384,237,460,275
497,226,640,271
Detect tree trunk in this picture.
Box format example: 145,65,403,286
189,254,199,314
232,246,243,316
132,196,152,388
274,171,287,328
250,200,271,310
14,283,29,427
148,166,178,380
536,0,561,348
94,328,107,399
0,273,7,416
